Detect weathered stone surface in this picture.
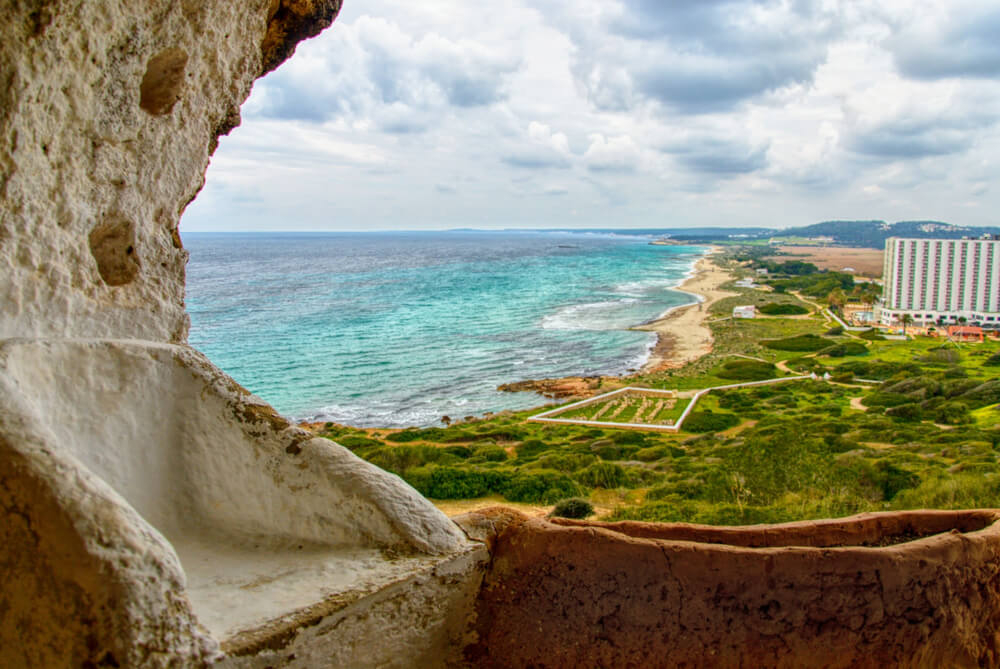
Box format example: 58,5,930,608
464,508,1000,668
0,2,484,667
0,0,339,343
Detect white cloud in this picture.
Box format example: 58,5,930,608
182,0,1000,231
583,134,642,173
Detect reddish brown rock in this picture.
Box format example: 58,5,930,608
497,376,621,399
459,508,1000,668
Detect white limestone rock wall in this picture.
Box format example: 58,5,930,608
0,0,339,342
0,385,219,667
0,1,490,667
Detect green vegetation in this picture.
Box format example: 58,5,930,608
769,272,854,298
715,359,777,381
759,302,810,315
550,497,594,519
756,260,819,275
681,410,740,433
818,341,869,357
318,253,1000,526
763,334,831,352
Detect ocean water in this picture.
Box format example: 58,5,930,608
185,231,705,427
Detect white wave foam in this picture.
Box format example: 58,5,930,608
541,298,641,331
613,278,680,297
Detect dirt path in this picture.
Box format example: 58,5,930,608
849,397,867,412
775,358,795,374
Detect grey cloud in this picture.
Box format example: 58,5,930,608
849,120,978,159
891,8,1000,80
562,0,831,113
637,56,816,113
251,18,519,125
374,104,431,134
501,153,571,169
586,162,636,174
660,134,768,174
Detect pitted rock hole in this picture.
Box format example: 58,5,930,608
139,48,188,115
89,219,140,286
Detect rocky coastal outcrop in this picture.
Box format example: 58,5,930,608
498,375,621,399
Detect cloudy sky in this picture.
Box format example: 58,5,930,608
181,0,1000,231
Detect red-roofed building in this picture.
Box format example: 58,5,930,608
947,325,984,342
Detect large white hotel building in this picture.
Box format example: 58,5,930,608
879,236,1000,327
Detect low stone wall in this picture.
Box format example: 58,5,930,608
458,508,1000,668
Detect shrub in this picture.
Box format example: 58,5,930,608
549,497,594,519
635,446,669,462
725,424,834,505
590,439,622,460
514,439,552,460
935,401,973,425
857,328,885,341
838,360,919,380
503,470,581,503
611,431,649,446
984,352,1000,367
469,427,529,442
943,366,968,379
862,392,912,408
920,347,961,365
442,445,472,459
575,462,628,488
892,472,1000,510
682,411,740,433
819,341,868,357
885,403,923,422
825,325,845,336
831,372,854,383
471,443,508,462
334,435,385,450
958,380,1000,409
366,445,448,474
941,378,980,398
385,427,450,443
715,359,777,381
875,461,920,500
763,334,830,352
404,466,509,499
530,453,595,472
759,302,809,315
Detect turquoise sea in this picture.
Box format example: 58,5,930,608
185,231,706,427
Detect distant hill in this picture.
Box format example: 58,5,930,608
656,220,1000,249
775,220,1000,248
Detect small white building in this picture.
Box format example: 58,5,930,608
734,278,758,289
756,268,769,276
733,305,756,319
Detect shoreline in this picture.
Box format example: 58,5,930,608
631,248,737,374
494,248,738,401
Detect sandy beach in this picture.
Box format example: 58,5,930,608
634,251,737,373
